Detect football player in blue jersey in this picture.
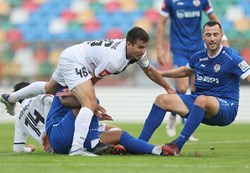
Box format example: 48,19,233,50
139,21,250,156
45,87,171,156
156,0,230,140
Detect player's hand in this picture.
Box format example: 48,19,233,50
95,104,113,120
27,144,36,152
98,112,113,121
56,90,74,97
166,87,176,94
42,132,51,151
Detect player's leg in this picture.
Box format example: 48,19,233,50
68,80,97,155
99,130,167,156
164,95,220,156
0,77,60,115
53,53,97,155
84,116,114,155
138,94,189,142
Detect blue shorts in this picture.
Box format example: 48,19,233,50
179,94,238,126
46,95,98,154
172,51,197,67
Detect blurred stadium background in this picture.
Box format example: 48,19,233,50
0,0,250,122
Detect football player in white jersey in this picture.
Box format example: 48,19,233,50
1,26,175,156
12,82,53,153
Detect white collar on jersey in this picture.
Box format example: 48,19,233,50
207,44,223,59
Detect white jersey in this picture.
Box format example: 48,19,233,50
53,39,150,90
62,39,149,78
13,94,53,152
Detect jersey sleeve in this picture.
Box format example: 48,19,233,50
229,52,250,79
42,95,53,121
136,54,149,68
203,0,214,15
159,0,170,17
186,54,197,70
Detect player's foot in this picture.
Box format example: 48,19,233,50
161,143,180,156
68,147,97,156
0,94,15,116
91,142,114,155
112,144,127,155
188,134,199,142
166,115,176,137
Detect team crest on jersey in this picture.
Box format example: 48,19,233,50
98,69,111,77
214,64,220,73
193,0,201,7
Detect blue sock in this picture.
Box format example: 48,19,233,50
138,104,166,142
84,116,99,151
174,105,204,151
120,131,154,154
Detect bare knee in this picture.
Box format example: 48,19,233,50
194,95,207,108
155,94,168,108
176,85,188,94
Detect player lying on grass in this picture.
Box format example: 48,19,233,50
45,87,170,156
11,82,119,154
138,21,250,156
11,82,53,153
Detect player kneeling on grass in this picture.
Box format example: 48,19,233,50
44,87,171,156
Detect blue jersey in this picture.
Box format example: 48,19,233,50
187,46,250,103
160,0,214,52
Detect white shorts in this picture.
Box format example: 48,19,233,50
52,46,92,90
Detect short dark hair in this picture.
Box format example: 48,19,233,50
203,21,222,32
13,82,30,92
126,26,150,45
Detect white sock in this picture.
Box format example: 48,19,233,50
91,139,100,149
152,146,162,155
9,81,46,103
71,107,94,149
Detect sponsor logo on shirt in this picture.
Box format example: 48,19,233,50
238,61,250,72
199,57,209,62
196,73,219,84
176,10,201,19
98,69,111,77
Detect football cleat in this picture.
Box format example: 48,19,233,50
0,94,15,116
91,142,114,155
112,144,127,155
161,143,180,156
68,147,97,156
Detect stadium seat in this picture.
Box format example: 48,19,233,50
83,19,101,33
61,9,76,22
104,1,121,13
144,8,160,24
39,62,54,77
6,29,22,42
105,28,124,39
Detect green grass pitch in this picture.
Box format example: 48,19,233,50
0,122,250,173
